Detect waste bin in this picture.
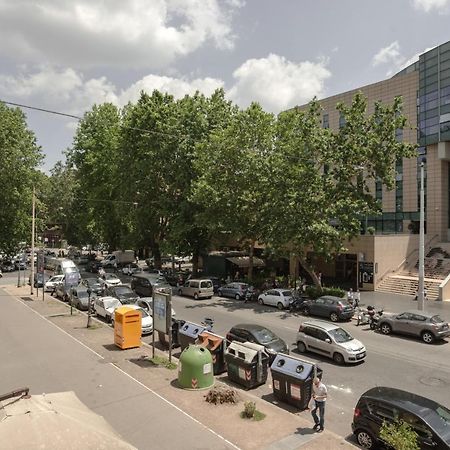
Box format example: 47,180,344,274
178,344,214,390
225,341,269,389
114,306,142,350
270,353,323,410
197,331,227,375
158,319,184,349
178,321,206,352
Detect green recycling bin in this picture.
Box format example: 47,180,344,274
178,344,214,390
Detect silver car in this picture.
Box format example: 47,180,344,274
377,310,450,344
296,319,366,364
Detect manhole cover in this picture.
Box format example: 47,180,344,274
419,376,447,386
21,296,33,301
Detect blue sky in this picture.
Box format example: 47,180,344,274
0,0,449,171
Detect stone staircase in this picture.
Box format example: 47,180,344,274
376,245,450,300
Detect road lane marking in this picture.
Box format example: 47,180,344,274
11,292,241,450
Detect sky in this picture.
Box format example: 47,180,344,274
1,0,450,172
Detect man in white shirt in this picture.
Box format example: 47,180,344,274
311,377,327,432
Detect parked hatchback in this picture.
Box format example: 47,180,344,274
226,323,288,362
297,320,366,364
377,310,450,344
352,386,450,449
258,289,293,310
104,284,139,305
178,279,213,300
301,295,354,322
218,282,252,300
131,273,171,297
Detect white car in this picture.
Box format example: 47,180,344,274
98,273,121,288
44,275,65,292
94,296,122,322
135,298,176,318
111,304,153,335
121,264,142,276
258,289,293,310
296,320,366,364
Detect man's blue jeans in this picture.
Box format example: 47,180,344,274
311,400,325,429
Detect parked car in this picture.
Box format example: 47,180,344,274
93,296,122,322
163,271,188,287
296,320,366,364
352,386,450,449
54,282,72,302
69,286,96,311
44,274,64,292
206,276,222,294
122,263,142,276
110,304,153,335
218,282,253,300
258,289,293,310
135,297,176,318
104,285,139,305
14,259,27,270
376,310,450,344
131,273,171,297
29,272,47,288
178,279,214,300
98,273,121,289
86,260,103,273
226,323,288,362
81,277,103,296
1,260,15,272
301,296,354,322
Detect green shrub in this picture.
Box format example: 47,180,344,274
305,286,345,299
379,420,420,450
240,401,266,421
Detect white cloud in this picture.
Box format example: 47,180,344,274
412,0,450,12
228,54,331,112
0,0,242,69
372,41,401,66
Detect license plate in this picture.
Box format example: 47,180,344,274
356,352,365,359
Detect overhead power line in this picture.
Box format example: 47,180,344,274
0,99,187,140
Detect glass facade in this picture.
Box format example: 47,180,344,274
418,41,450,145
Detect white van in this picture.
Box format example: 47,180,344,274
178,279,214,300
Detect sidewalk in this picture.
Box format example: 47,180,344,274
3,284,357,450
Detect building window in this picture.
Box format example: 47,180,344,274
375,181,382,202
395,128,403,142
339,112,346,128
322,113,329,129
396,180,403,212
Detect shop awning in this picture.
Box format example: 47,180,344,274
226,256,265,268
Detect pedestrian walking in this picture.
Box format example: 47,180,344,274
347,288,354,305
424,288,428,301
311,377,327,432
354,289,361,307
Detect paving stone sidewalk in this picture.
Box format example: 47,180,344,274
4,285,357,450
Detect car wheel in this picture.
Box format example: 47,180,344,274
194,293,199,300
235,294,241,300
422,331,435,344
380,323,392,335
297,341,306,353
301,307,309,316
178,288,182,295
333,352,345,365
356,429,376,449
330,312,339,322
258,297,264,305
277,302,284,310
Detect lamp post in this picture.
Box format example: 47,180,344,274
418,160,426,311
30,187,36,295
86,288,92,328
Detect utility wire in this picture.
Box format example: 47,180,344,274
0,99,188,141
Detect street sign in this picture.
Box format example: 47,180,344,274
152,291,171,334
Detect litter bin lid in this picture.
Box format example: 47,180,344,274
198,331,223,351
179,322,206,339
270,353,316,380
239,341,267,354
226,341,260,363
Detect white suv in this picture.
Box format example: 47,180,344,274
296,320,366,365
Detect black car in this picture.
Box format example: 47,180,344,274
1,260,15,272
301,295,354,322
352,387,450,449
86,260,103,273
104,284,139,305
69,286,96,311
131,273,171,297
207,276,222,294
82,277,103,296
226,323,288,362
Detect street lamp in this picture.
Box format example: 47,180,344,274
418,160,426,311
86,288,92,328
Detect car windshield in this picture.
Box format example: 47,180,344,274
77,291,89,298
431,315,445,324
138,308,149,318
104,299,121,309
85,279,99,287
424,405,450,442
105,274,117,280
282,290,292,297
252,328,277,344
116,286,132,295
328,328,354,343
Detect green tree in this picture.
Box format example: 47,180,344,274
0,102,43,253
379,419,420,450
192,102,274,280
264,93,416,285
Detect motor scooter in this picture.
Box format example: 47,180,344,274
369,308,384,330
355,306,373,326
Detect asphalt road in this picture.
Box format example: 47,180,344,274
0,285,236,450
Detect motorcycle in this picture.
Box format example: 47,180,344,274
355,306,372,326
289,294,308,312
369,308,384,330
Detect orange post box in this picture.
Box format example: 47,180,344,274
114,306,142,349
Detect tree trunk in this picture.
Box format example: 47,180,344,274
298,254,322,291
192,249,199,277
152,243,161,269
247,240,255,281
